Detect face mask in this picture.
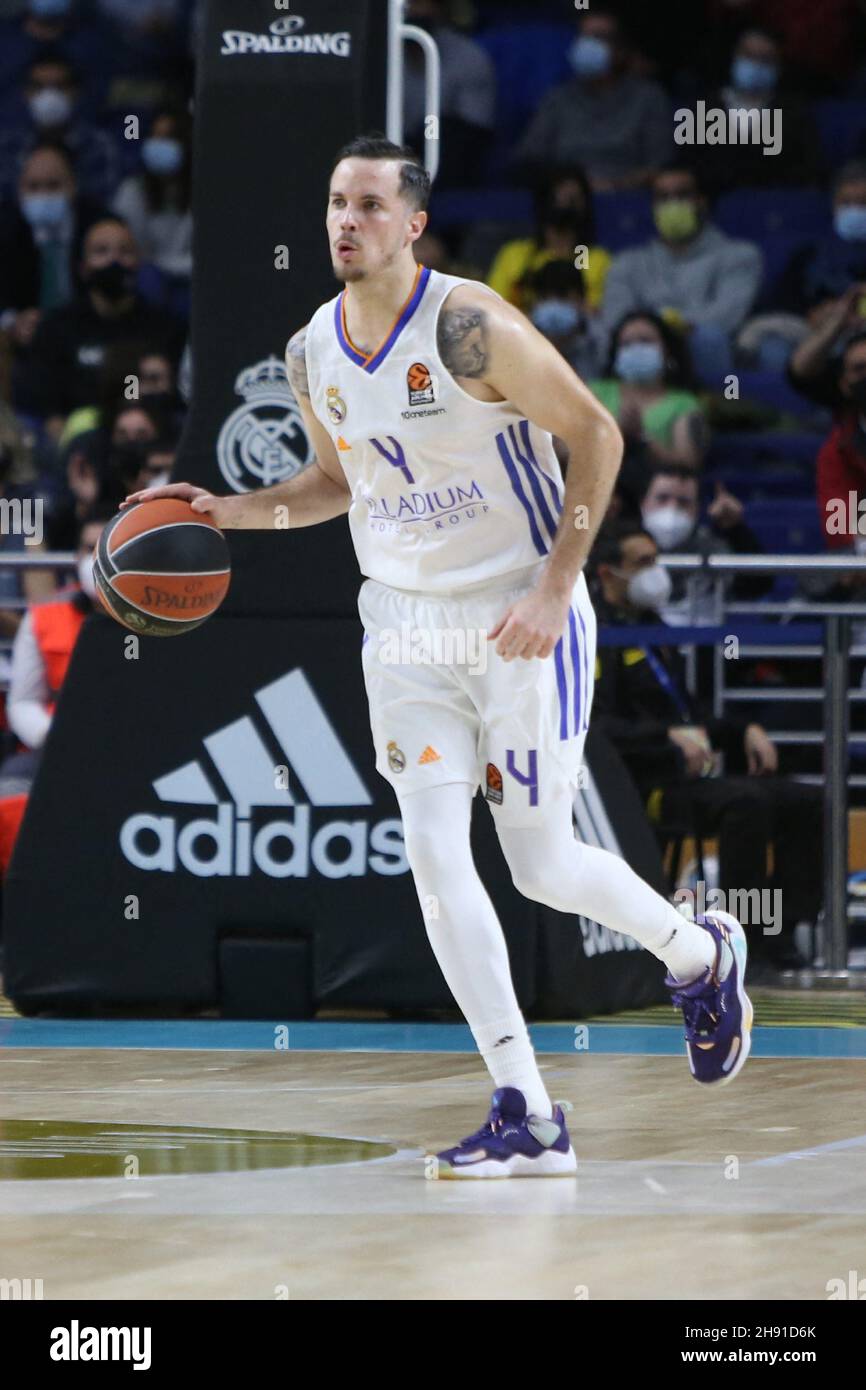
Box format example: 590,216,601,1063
614,341,664,384
653,199,699,242
624,564,673,611
531,299,582,338
568,35,612,79
835,206,866,243
641,504,695,551
20,191,69,229
86,261,136,301
27,87,73,127
77,553,97,600
731,57,778,92
141,137,184,177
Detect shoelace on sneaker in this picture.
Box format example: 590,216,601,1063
458,1109,505,1148
669,983,720,1043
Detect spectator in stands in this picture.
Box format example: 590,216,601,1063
702,0,857,95
16,215,184,435
0,1,116,125
402,0,495,188
0,503,110,808
487,164,612,314
789,293,866,412
775,165,866,337
0,143,106,342
817,328,866,552
513,7,673,190
589,313,708,505
111,108,192,282
638,463,771,621
591,519,823,968
697,25,822,193
601,166,763,383
524,262,605,384
57,342,185,447
0,55,121,205
133,435,175,491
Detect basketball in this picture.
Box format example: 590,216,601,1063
94,499,231,637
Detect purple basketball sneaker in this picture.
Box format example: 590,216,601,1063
666,910,753,1085
429,1086,576,1179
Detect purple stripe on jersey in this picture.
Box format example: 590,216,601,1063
567,606,582,737
365,265,432,373
507,423,558,542
519,418,563,517
333,297,368,368
554,636,568,740
495,431,548,556
577,606,590,730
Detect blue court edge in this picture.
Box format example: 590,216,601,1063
0,1019,864,1058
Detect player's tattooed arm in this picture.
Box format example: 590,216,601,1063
286,325,310,399
437,304,489,379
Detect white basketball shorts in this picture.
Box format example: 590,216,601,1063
357,561,597,826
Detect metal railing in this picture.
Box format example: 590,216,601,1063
657,553,866,981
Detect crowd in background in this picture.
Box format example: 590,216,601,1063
1,0,866,958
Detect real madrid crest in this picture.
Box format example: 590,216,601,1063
216,355,313,493
326,385,347,425
387,740,406,774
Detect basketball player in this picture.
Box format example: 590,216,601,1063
125,135,752,1179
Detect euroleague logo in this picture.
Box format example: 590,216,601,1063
407,361,436,406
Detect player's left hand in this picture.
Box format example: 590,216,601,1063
488,587,571,662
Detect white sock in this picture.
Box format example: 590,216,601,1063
496,794,717,984
470,1013,553,1120
398,783,554,1120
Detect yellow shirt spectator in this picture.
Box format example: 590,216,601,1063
488,239,612,312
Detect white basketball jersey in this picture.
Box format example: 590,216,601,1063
303,266,566,594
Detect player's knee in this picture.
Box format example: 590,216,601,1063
506,856,562,907
403,824,467,887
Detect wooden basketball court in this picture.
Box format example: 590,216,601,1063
1,1006,864,1301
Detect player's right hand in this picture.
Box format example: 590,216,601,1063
121,481,223,520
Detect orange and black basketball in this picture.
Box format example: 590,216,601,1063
94,499,231,637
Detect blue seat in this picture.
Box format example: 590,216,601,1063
708,464,813,500
429,187,533,230
732,372,828,422
744,498,823,554
476,21,573,148
812,100,866,168
714,187,831,242
593,190,654,251
707,431,821,469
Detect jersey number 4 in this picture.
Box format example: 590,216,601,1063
369,435,414,486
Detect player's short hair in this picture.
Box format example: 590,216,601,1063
330,132,431,212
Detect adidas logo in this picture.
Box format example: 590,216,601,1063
119,669,407,879
417,745,440,764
